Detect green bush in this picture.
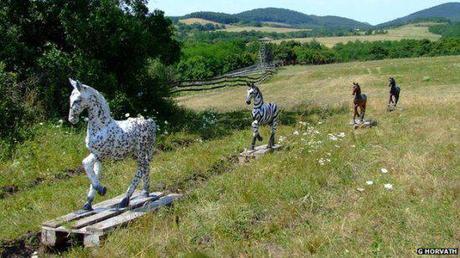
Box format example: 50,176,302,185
0,0,180,119
0,63,41,158
178,40,256,80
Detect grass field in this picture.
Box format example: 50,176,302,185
272,23,442,47
178,18,222,26
220,25,311,33
1,55,459,256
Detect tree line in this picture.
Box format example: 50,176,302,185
0,0,180,152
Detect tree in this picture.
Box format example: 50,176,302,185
0,0,180,118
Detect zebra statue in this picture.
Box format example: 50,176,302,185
245,83,280,150
68,79,157,210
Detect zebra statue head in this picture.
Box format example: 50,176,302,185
246,82,263,105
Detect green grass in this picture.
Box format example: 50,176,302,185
1,55,459,256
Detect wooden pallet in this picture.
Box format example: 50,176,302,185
239,144,282,164
41,192,181,247
351,119,378,129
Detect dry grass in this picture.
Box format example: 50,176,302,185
221,25,311,33
179,18,222,26
271,23,442,47
177,55,460,112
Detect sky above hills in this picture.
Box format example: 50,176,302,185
148,0,456,25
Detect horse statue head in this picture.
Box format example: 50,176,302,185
352,82,361,96
246,82,262,105
388,77,396,87
68,78,91,124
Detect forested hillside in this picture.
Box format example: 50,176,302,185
379,2,460,27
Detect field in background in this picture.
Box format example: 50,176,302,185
1,56,459,256
272,23,442,47
220,25,311,33
177,55,459,111
179,18,222,25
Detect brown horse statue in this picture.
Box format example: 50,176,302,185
388,77,401,110
352,82,367,124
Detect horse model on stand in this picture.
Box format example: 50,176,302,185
388,77,401,111
352,82,367,124
246,82,280,150
68,79,157,210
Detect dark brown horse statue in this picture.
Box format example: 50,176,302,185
388,77,401,110
352,82,367,124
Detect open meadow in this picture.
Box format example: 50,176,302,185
271,23,442,47
1,55,459,256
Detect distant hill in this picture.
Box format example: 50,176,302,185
181,12,239,24
173,8,371,29
379,2,460,27
236,8,371,29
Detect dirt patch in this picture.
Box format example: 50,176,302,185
168,154,239,194
0,185,19,199
54,165,84,180
0,166,84,200
0,232,40,258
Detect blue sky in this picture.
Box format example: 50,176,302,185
147,0,456,25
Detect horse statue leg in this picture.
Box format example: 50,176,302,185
353,105,358,124
268,118,278,148
251,120,262,150
119,158,148,208
82,154,106,211
360,105,366,122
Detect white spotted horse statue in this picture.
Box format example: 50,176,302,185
246,82,280,150
68,79,157,210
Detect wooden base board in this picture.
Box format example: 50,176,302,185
41,192,181,248
239,144,282,164
350,119,378,129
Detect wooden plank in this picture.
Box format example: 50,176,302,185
70,192,163,229
239,145,282,164
86,194,182,235
42,191,141,228
41,227,67,246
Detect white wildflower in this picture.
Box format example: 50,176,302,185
335,145,340,148
338,132,345,138
293,131,299,136
164,131,168,135
356,187,365,192
39,122,44,125
125,113,130,118
143,109,147,112
384,184,393,190
351,145,356,148
366,180,374,185
318,121,323,125
84,117,89,122
303,132,308,136
329,135,338,141
164,120,168,125
381,168,389,174
58,119,64,124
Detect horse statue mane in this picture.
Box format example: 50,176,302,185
68,78,157,210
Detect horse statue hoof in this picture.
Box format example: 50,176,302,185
118,197,130,209
257,135,263,142
82,202,93,211
140,190,149,197
96,185,107,196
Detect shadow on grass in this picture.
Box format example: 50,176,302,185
169,103,348,140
